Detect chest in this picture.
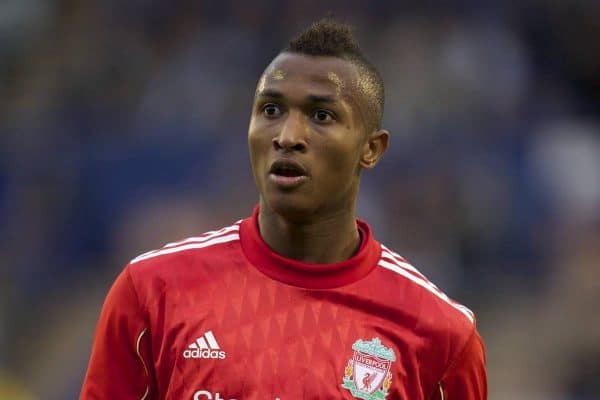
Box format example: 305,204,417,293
148,276,435,399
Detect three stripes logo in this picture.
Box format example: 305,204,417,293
183,330,226,359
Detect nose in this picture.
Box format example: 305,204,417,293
272,111,307,152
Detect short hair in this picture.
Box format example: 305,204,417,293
283,19,384,132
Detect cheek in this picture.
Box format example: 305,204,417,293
248,135,265,170
247,135,265,186
318,140,362,176
248,122,269,158
327,129,363,165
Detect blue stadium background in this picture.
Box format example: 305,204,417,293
1,1,599,398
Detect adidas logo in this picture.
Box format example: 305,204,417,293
183,330,226,359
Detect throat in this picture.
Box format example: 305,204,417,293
258,208,361,264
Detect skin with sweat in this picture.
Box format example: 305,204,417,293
248,52,389,264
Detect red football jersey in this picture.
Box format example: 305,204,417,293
81,207,486,399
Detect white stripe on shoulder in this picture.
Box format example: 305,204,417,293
380,245,434,279
380,249,428,280
130,229,240,264
132,223,241,260
162,224,240,249
377,258,475,324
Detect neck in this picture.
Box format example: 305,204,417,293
257,200,361,264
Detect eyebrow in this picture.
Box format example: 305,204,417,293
307,94,337,103
257,89,283,99
257,89,338,104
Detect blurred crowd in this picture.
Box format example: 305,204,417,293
1,1,599,399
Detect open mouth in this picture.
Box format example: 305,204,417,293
269,159,308,188
269,159,307,177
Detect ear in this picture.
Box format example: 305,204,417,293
360,129,389,169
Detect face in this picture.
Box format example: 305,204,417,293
248,53,387,220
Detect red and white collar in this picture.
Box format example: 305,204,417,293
240,206,381,289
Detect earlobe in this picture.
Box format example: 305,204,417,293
360,129,389,169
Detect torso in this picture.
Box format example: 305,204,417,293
128,215,474,400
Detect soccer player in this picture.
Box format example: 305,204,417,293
81,19,487,399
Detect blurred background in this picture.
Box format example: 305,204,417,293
1,0,599,399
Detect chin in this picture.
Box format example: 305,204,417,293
262,193,316,222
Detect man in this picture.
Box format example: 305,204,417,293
81,19,486,399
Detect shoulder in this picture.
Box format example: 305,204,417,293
374,243,476,346
126,220,242,279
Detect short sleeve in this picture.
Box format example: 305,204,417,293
80,266,155,399
431,329,487,400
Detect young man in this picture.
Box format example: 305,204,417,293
81,20,486,400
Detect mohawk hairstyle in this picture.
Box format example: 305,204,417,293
283,19,384,131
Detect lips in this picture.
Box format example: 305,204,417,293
268,159,308,189
269,159,308,177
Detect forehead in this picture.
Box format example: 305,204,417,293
257,53,361,99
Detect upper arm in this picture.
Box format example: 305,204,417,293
431,330,487,400
80,266,155,399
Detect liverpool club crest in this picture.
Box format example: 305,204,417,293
341,337,396,400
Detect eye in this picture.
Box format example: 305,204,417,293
313,109,335,123
262,103,282,118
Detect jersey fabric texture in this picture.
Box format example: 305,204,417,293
80,207,487,400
